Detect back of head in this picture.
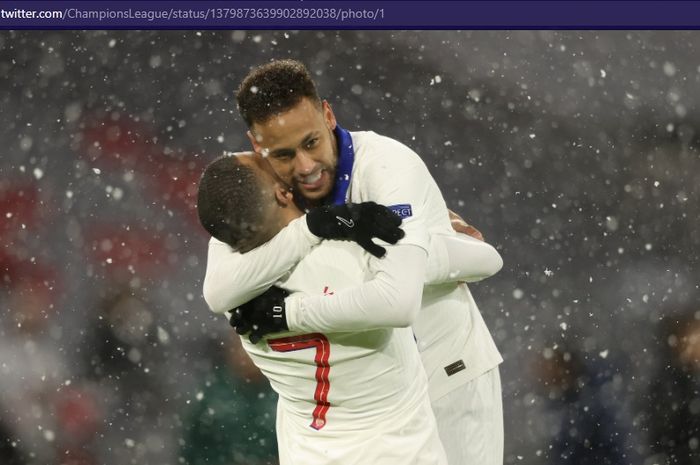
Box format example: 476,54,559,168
197,154,268,252
237,59,320,127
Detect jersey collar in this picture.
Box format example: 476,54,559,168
329,124,354,205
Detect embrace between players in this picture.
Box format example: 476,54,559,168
197,60,504,465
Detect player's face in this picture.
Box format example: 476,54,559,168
233,153,288,246
249,98,338,202
236,151,302,224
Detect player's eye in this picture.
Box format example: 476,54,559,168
305,138,319,149
272,150,295,160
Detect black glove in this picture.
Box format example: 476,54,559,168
306,202,404,258
229,286,290,344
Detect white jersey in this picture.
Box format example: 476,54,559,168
341,131,503,400
241,240,447,465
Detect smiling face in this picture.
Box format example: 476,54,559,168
248,98,339,203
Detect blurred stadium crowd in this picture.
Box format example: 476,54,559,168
0,31,698,464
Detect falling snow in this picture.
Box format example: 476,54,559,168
0,30,698,465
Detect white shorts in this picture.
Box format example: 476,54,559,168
276,394,448,465
431,367,504,465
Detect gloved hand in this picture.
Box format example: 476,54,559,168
306,202,404,258
229,286,290,344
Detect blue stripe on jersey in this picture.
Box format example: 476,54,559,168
329,124,355,206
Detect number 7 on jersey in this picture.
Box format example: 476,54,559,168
268,333,331,430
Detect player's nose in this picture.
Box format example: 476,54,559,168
294,149,317,175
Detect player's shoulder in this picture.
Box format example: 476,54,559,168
350,130,424,168
351,130,416,152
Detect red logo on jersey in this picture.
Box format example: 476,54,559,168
323,286,334,296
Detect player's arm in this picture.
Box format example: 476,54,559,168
282,244,426,333
284,231,504,332
448,208,484,241
425,233,503,285
203,216,320,313
203,203,404,313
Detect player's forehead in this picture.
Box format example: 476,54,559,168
251,99,324,148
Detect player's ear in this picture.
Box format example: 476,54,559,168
322,100,337,130
247,130,262,152
274,183,294,207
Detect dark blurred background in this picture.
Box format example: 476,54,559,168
0,31,698,465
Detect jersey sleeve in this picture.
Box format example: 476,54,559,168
353,137,432,253
425,233,504,284
202,216,321,313
284,243,427,332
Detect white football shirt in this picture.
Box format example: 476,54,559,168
241,239,447,465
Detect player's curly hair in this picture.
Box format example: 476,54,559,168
196,154,268,252
236,59,321,127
